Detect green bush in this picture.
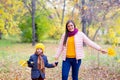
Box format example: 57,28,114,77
19,13,54,42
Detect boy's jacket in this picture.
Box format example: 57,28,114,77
28,54,54,79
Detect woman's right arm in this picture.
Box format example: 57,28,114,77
55,34,65,60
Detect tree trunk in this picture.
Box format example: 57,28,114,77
61,0,66,25
32,0,36,46
80,0,87,46
92,26,101,41
0,31,2,39
48,0,60,19
81,0,87,35
81,16,87,35
71,4,76,20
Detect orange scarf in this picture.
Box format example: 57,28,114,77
37,55,45,74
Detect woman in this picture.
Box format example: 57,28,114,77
55,20,107,80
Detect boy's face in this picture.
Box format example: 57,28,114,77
36,48,43,55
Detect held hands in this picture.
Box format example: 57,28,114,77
52,57,59,67
53,62,58,67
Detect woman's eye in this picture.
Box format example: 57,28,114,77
68,25,73,27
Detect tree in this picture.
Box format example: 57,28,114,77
19,0,58,42
81,0,87,35
31,0,36,46
61,0,66,25
0,0,26,39
22,0,36,45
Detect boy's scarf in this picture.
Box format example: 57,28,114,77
38,55,45,74
68,28,78,37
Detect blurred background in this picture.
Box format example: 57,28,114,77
0,0,120,80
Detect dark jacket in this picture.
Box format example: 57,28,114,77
27,53,54,79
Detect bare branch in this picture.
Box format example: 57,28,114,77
22,0,32,15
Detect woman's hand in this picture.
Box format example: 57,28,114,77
99,48,107,54
55,57,59,62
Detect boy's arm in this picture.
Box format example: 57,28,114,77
27,56,34,68
44,56,55,68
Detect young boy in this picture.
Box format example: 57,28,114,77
27,43,58,80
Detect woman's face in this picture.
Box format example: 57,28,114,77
36,48,43,55
67,22,75,32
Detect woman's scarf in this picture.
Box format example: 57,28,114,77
68,28,78,37
38,55,45,74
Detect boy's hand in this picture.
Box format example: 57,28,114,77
52,63,56,67
31,61,34,64
27,61,34,65
55,62,58,66
53,62,58,67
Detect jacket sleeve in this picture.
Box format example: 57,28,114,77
82,32,101,50
27,56,34,68
55,33,65,59
44,56,54,68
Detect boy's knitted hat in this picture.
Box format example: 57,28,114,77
35,43,45,52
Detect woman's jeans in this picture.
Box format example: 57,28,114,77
62,58,81,80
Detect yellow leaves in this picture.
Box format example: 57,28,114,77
0,19,6,35
109,34,120,62
9,26,21,35
107,28,120,46
16,1,24,8
6,0,12,5
117,59,120,63
115,18,120,24
2,13,11,20
49,26,56,36
108,29,115,38
83,5,88,10
112,37,119,45
106,7,120,19
15,75,18,80
19,60,27,67
0,0,26,36
88,27,95,37
106,11,114,19
74,0,79,3
0,9,3,15
0,19,4,26
107,47,116,57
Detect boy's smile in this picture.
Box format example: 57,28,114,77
36,48,43,55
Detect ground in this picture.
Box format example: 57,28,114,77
0,43,120,80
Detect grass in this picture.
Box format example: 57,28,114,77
0,39,14,47
0,40,120,80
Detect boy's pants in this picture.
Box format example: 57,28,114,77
32,76,44,80
62,58,81,80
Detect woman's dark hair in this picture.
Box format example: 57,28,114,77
63,20,76,45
